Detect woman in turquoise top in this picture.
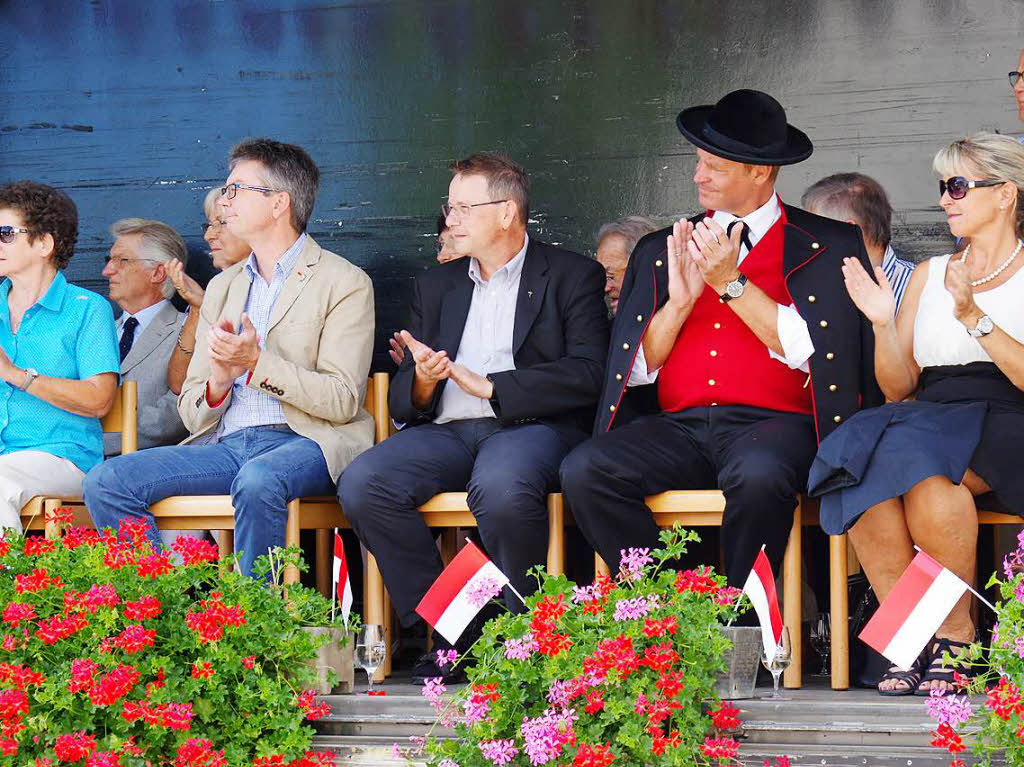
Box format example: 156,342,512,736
0,182,120,531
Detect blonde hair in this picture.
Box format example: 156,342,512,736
933,132,1024,237
203,187,222,220
109,218,187,299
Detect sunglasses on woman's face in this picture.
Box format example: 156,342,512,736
939,176,1004,200
1009,71,1023,87
0,226,31,244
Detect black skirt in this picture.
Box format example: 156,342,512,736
809,362,1024,535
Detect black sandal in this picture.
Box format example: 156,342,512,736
915,638,975,697
877,649,925,697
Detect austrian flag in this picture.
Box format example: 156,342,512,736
860,550,968,671
415,541,510,645
742,547,784,662
332,531,353,621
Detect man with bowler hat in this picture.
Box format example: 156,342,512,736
561,89,882,586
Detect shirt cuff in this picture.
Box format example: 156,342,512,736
628,343,660,386
771,303,814,372
205,381,230,408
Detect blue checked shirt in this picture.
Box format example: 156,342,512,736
881,245,915,314
218,234,306,436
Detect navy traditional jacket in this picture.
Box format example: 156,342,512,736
596,204,884,442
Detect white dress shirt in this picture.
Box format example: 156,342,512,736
118,298,172,344
435,235,529,424
629,193,813,386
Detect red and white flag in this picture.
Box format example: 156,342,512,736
742,547,784,662
415,541,509,645
332,530,353,622
860,550,968,671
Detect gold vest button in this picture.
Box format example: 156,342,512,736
826,352,835,360
622,343,630,350
833,415,842,423
820,320,828,328
655,259,663,267
708,379,716,386
615,373,623,381
609,405,617,413
808,295,816,303
829,384,837,392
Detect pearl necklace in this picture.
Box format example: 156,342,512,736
959,238,1024,286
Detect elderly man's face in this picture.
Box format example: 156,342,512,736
596,233,631,315
103,233,163,311
1015,48,1024,122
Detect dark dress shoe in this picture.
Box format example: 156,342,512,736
411,652,467,685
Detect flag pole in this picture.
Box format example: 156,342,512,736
913,545,997,613
330,528,337,623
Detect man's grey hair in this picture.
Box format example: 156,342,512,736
109,218,188,300
596,215,659,255
229,138,320,233
801,173,892,249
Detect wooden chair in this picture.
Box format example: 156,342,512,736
827,509,1021,690
592,490,814,689
20,380,138,537
145,373,392,585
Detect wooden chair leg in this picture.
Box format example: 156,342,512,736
217,530,234,564
783,505,802,689
315,529,331,598
283,499,301,586
439,528,458,566
830,534,850,690
383,591,394,678
364,553,388,682
594,553,612,579
547,494,565,576
42,499,61,540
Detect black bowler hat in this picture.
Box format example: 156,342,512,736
676,89,813,166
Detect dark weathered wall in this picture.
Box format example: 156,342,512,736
2,0,1022,370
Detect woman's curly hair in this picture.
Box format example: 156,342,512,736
0,181,78,269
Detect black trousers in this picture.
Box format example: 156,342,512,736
337,418,569,627
560,405,817,585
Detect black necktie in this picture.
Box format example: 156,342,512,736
727,220,754,254
119,316,139,362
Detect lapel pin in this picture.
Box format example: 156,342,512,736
527,290,533,298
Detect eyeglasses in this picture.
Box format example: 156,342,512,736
939,176,1004,200
220,183,281,200
440,199,508,221
0,226,32,244
103,256,161,268
201,220,226,234
1009,71,1023,87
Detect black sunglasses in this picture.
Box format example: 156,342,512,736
1010,71,1023,87
939,176,1004,200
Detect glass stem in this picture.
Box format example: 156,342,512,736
772,670,782,696
366,668,374,693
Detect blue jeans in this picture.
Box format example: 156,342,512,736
83,426,335,576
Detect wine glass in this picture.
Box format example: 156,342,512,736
355,624,386,694
810,612,831,677
760,626,792,700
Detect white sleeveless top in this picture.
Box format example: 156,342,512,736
913,254,1024,367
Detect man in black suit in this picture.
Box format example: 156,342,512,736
338,152,608,678
561,90,882,587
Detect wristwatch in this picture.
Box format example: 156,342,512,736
967,314,995,338
720,273,748,302
19,367,39,391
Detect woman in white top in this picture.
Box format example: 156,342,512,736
808,133,1024,696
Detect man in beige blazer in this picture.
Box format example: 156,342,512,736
85,138,375,575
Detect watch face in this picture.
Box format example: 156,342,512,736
726,281,745,298
978,315,994,334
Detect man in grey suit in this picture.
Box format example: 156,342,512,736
103,218,189,455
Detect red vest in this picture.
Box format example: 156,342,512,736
656,210,813,415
